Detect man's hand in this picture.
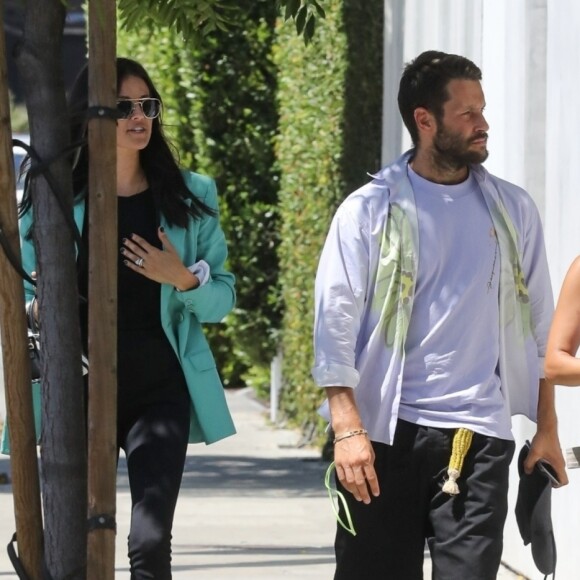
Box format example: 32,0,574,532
524,431,568,487
333,432,379,503
526,379,569,487
326,386,380,503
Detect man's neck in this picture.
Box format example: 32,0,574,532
409,148,469,185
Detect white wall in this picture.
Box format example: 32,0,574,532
382,1,580,577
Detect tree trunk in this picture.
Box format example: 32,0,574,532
86,1,118,578
17,1,87,577
0,2,43,577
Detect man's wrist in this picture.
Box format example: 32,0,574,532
326,385,364,433
333,429,369,444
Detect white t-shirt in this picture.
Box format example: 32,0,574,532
398,166,512,440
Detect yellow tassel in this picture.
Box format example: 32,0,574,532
442,428,473,495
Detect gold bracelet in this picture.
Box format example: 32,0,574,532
333,429,368,444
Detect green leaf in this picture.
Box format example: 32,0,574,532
284,0,301,21
295,6,307,35
312,0,326,19
284,1,294,21
304,14,316,44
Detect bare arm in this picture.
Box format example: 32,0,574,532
545,256,580,384
326,387,380,503
524,379,568,486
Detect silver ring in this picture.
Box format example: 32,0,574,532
135,257,144,268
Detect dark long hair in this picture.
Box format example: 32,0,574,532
22,57,214,227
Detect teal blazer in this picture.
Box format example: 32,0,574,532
1,171,236,453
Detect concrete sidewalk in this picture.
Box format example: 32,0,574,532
0,388,524,578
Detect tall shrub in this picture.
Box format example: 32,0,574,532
188,0,281,390
275,0,383,437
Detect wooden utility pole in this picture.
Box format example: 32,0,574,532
86,1,118,578
0,1,43,578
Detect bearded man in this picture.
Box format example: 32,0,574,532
312,50,567,580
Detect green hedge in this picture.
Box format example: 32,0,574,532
274,0,383,439
186,0,281,391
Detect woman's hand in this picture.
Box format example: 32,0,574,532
121,227,199,291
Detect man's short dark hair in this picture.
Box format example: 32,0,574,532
398,51,482,145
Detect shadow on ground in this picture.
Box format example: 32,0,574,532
114,545,335,574
117,454,328,498
0,454,330,498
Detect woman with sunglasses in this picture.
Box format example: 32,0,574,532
19,57,236,578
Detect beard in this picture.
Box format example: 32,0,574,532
432,123,489,171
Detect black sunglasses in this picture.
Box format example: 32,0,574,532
116,98,161,120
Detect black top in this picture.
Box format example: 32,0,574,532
117,189,163,330
79,189,188,415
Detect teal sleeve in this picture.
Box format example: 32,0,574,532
174,176,236,323
19,209,37,303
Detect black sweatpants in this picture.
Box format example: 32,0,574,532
334,419,515,580
118,394,191,580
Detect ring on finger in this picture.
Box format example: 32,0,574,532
135,257,144,268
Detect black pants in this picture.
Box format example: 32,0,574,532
334,419,515,580
118,395,191,580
